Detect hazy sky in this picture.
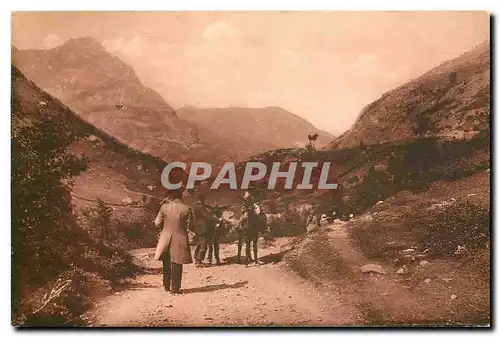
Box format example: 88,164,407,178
12,11,489,133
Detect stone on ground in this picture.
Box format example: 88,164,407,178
360,264,387,275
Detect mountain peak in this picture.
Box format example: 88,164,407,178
58,36,104,52
13,39,212,161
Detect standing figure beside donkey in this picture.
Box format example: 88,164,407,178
237,191,268,266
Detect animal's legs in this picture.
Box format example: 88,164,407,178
214,233,221,264
207,235,214,264
245,238,252,266
253,238,258,265
237,235,242,264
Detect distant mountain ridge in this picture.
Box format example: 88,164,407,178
177,105,335,159
329,41,490,149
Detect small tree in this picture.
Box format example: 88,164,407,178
95,199,113,241
306,133,319,152
301,133,319,161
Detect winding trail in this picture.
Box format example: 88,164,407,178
86,240,361,327
85,219,484,327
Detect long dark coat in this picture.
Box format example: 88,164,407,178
154,198,193,264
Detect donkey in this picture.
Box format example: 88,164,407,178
237,203,267,266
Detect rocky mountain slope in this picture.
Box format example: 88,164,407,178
12,37,232,163
12,65,166,216
330,41,490,149
178,106,335,159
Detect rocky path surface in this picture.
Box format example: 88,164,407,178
87,239,360,327
86,193,490,328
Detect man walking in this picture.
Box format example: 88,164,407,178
154,188,193,294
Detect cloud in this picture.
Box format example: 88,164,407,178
103,38,124,51
202,22,238,43
42,33,61,49
103,36,145,58
121,36,145,57
185,22,242,61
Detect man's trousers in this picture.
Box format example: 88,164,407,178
161,250,183,291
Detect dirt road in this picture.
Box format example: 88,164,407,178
86,214,489,327
86,238,361,327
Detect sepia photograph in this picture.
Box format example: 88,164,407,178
10,10,491,327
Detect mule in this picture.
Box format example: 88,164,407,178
237,204,267,266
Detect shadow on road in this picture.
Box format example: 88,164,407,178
121,282,160,291
182,281,249,294
259,249,292,264
223,255,248,265
222,249,292,266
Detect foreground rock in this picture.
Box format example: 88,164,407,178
360,264,387,275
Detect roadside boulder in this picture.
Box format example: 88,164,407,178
360,264,387,275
